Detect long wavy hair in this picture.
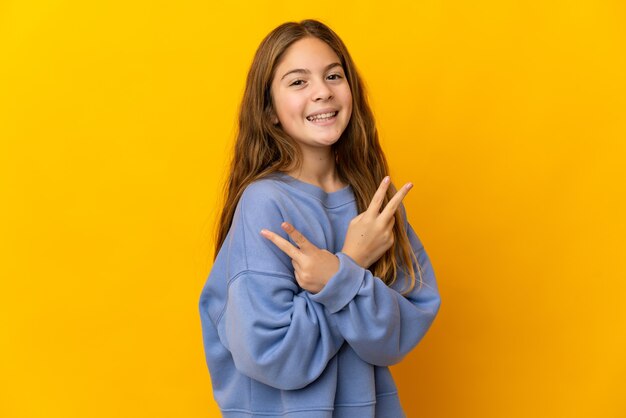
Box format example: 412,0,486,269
214,19,422,294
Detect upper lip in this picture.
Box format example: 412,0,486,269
306,108,338,118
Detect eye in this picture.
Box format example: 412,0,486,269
327,73,343,81
289,79,306,87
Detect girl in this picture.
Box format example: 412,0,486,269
199,19,441,418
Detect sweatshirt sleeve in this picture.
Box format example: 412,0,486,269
308,210,441,367
214,184,345,390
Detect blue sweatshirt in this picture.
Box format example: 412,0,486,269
199,172,441,418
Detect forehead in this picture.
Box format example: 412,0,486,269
275,37,341,73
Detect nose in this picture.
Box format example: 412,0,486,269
311,79,333,102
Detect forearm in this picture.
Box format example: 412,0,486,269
222,271,345,390
310,250,441,366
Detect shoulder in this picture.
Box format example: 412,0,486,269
232,174,299,232
238,175,291,215
241,175,285,201
227,176,295,275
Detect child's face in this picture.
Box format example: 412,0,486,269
270,37,352,152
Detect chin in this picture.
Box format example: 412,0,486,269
319,130,346,144
317,136,342,146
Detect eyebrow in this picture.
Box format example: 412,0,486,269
280,62,343,80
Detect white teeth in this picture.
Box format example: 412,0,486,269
307,111,337,121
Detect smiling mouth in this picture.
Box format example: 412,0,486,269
306,111,338,122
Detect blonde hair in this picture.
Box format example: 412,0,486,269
214,19,422,294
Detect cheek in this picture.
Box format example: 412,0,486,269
342,90,353,118
339,85,352,108
276,94,304,119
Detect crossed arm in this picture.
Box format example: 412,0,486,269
222,176,440,387
260,176,414,293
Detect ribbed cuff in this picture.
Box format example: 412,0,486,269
309,252,365,313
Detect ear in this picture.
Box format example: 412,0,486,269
266,104,280,125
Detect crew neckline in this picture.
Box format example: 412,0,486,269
272,172,355,208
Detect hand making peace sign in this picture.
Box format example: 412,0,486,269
260,177,413,294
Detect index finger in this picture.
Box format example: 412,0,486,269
379,182,413,222
260,228,302,261
365,176,391,216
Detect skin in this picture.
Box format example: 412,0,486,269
261,177,413,294
270,36,352,192
261,36,413,294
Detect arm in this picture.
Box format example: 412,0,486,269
215,184,344,390
309,219,441,366
258,177,440,367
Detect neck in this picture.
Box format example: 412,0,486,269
283,146,346,193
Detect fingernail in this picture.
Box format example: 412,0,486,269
406,183,413,190
260,229,269,236
383,176,390,184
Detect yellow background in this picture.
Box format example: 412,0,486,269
1,0,625,417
